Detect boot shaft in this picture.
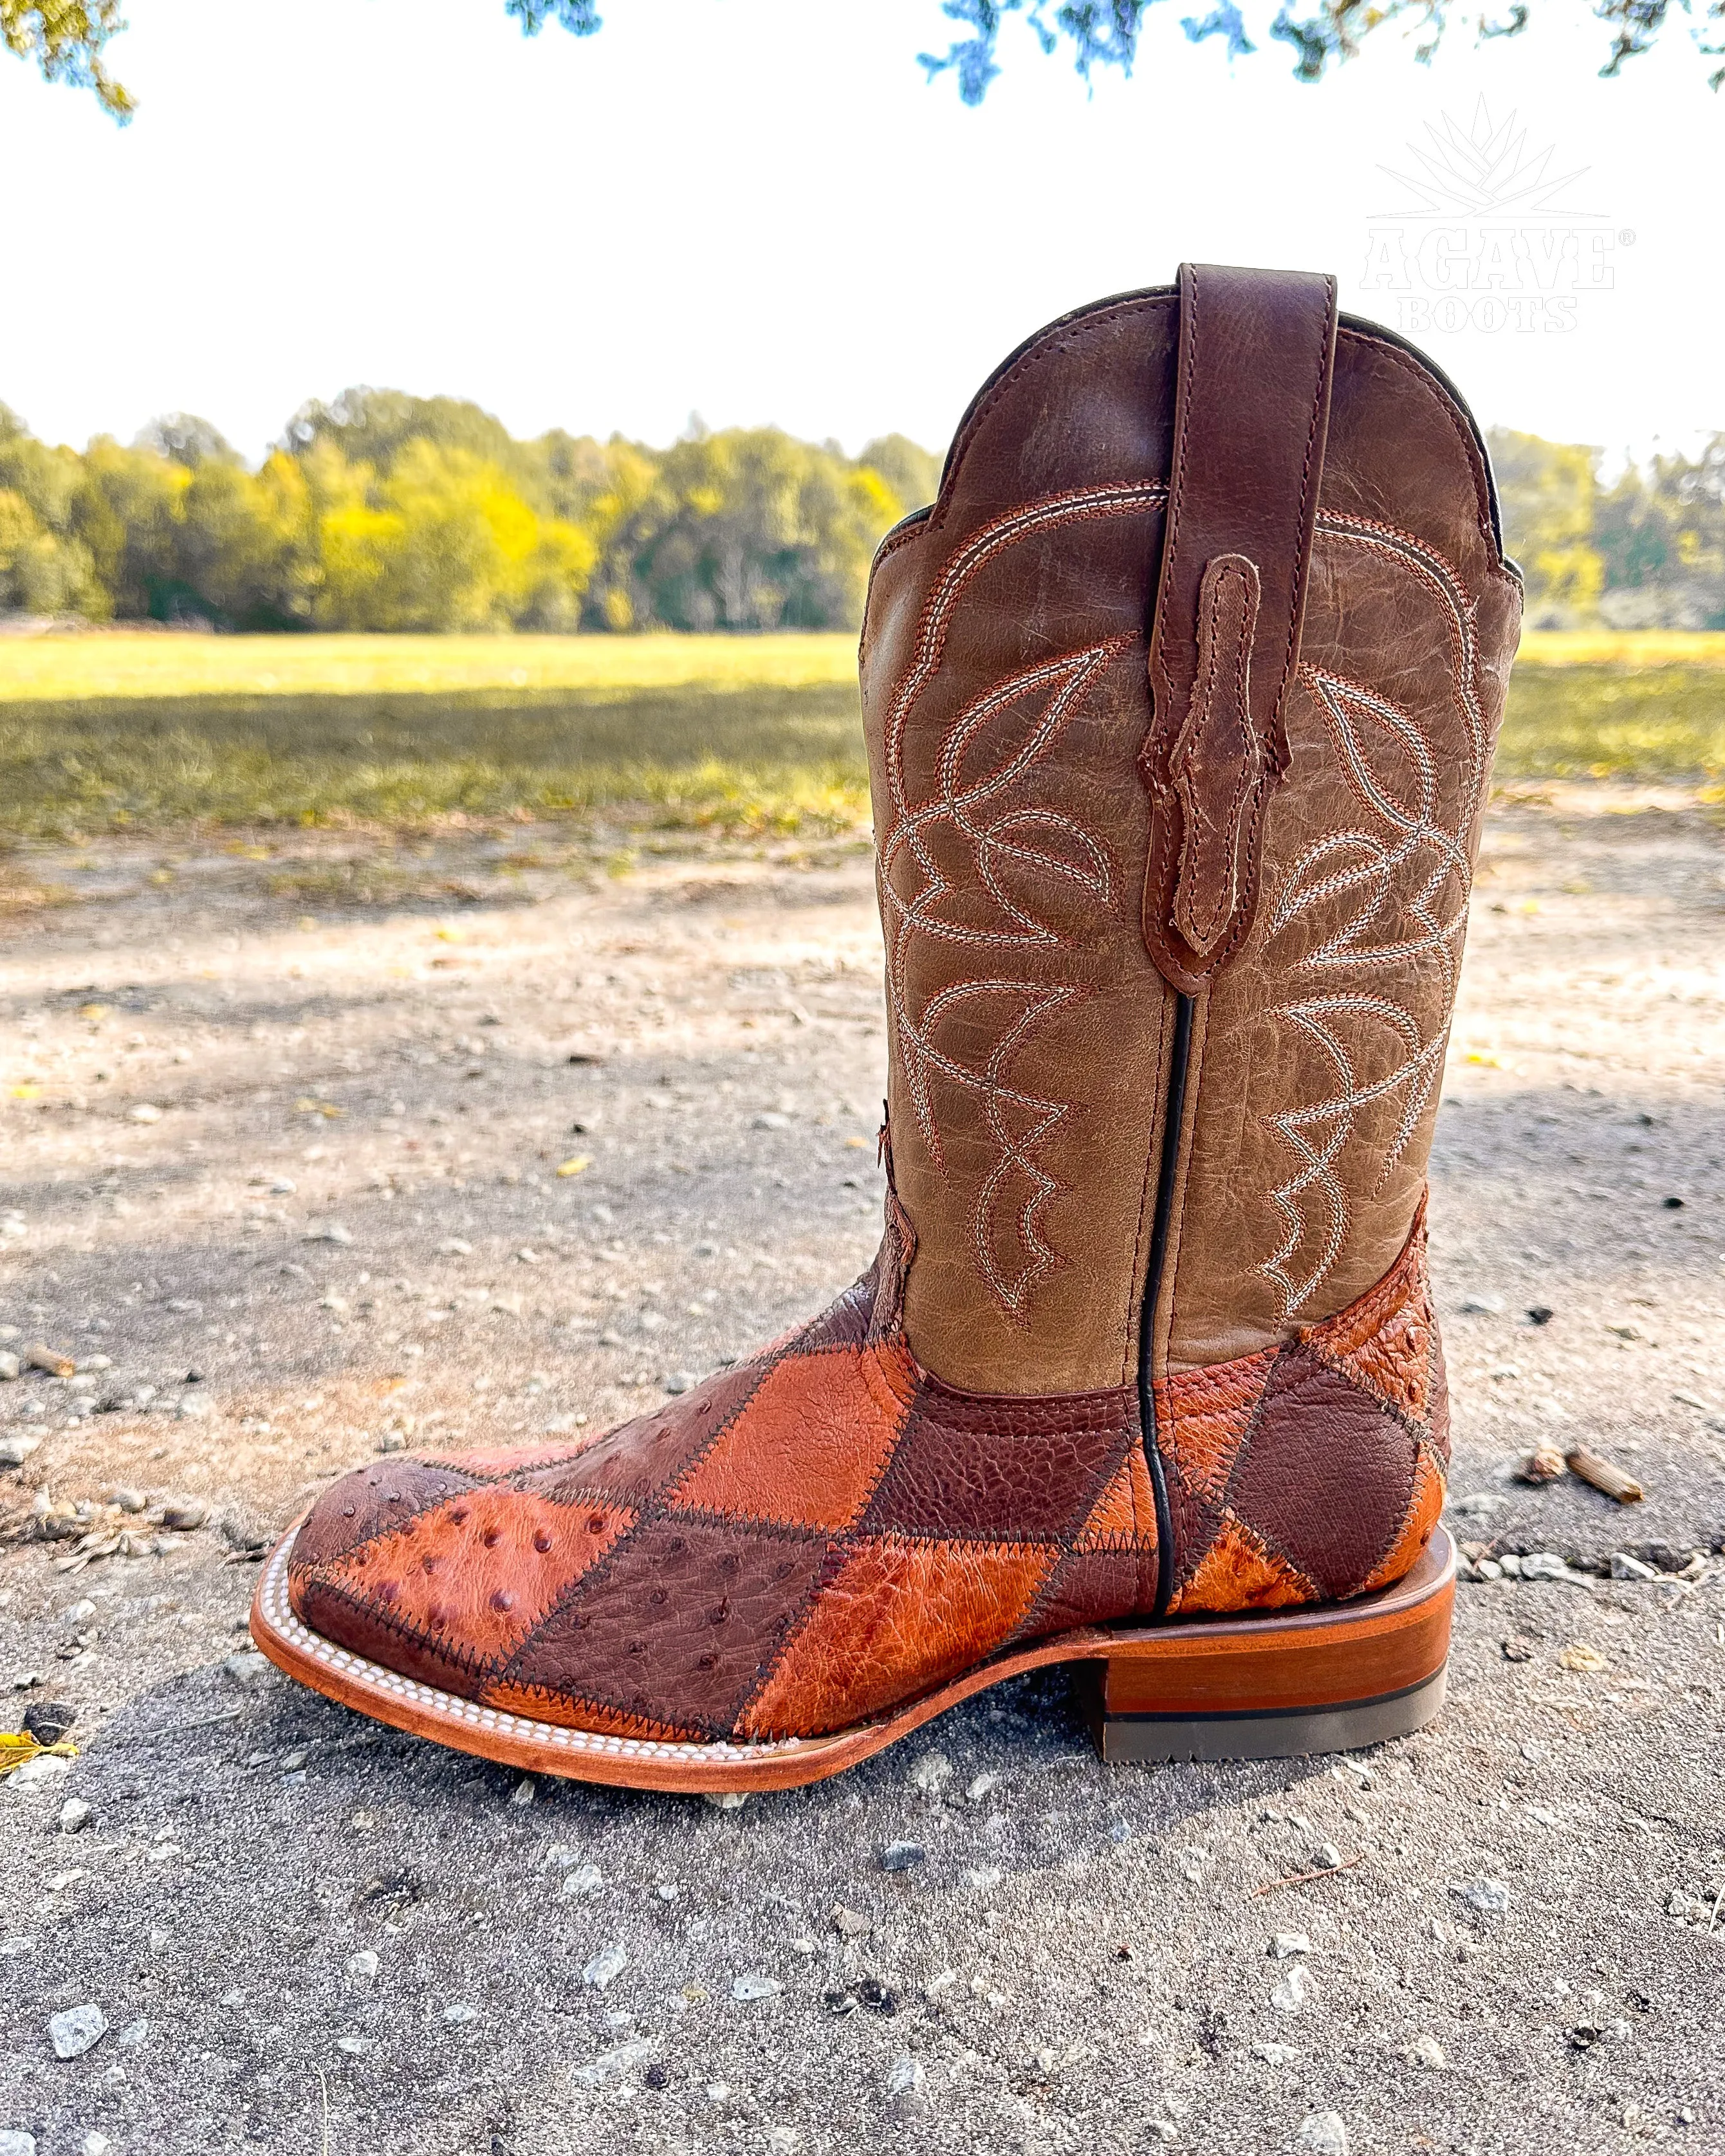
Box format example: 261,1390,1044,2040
860,274,1522,1409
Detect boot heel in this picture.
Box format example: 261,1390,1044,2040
1083,1525,1455,1764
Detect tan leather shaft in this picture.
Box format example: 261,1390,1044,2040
858,287,1521,1397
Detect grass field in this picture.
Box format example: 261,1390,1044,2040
0,629,1721,840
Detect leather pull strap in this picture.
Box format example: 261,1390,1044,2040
1140,262,1338,990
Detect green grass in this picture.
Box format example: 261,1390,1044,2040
0,634,867,838
1,629,1721,840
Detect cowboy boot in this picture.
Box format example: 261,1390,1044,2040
254,266,1522,1792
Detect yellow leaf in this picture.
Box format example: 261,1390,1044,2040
78,1003,108,1020
293,1098,346,1118
436,927,465,943
1559,1643,1609,1674
556,1155,593,1177
0,1733,78,1777
1464,1053,1504,1069
9,1085,42,1100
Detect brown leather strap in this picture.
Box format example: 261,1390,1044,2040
1140,262,1338,990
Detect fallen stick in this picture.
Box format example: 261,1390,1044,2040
1254,1853,1363,1896
1565,1446,1645,1504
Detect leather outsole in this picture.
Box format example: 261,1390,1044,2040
250,1521,1455,1795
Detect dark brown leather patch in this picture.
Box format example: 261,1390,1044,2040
288,1460,480,1577
1016,1544,1143,1641
498,1516,832,1739
860,1378,1134,1542
1226,1349,1417,1601
524,1360,766,1509
294,1576,490,1699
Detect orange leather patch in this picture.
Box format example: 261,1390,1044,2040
1073,1451,1155,1551
1305,1219,1434,1424
1170,1515,1311,1614
477,1680,693,1742
666,1342,916,1532
1360,1439,1446,1593
739,1534,1056,1738
323,1489,633,1664
1159,1351,1275,1507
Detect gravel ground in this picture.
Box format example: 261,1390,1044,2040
1,790,1722,2156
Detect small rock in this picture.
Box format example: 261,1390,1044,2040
1296,2114,1349,2156
221,1651,272,1688
48,2002,107,2059
159,1502,207,1532
663,1373,696,1396
304,1222,353,1246
1500,1637,1535,1662
1559,1643,1609,1673
0,2133,37,2156
1520,1551,1583,1583
219,1987,246,2010
335,2035,373,2056
115,2019,147,2049
128,1103,163,1124
9,1753,71,1789
885,2052,930,2119
964,1771,1001,1805
1526,1305,1554,1327
1455,1877,1512,1915
1515,1446,1567,1486
1403,2034,1446,2068
346,1950,380,1982
572,2036,654,2087
1313,1842,1343,1870
831,1904,869,1937
909,1750,953,1796
582,1942,629,1990
752,1112,790,1130
58,1799,92,1834
731,1974,782,2002
1251,2041,1301,2066
0,1435,40,1468
1270,1931,1310,1958
1270,1964,1309,2014
880,1840,925,1872
1611,1553,1660,1581
560,1865,604,1900
510,1777,535,1807
83,2135,113,2156
0,1355,21,1385
1458,1293,1504,1314
444,2003,479,2025
703,1790,749,1811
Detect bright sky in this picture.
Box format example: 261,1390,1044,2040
1,0,1717,467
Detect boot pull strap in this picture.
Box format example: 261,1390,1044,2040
1140,261,1338,990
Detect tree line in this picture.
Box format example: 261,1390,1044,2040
4,392,1720,637
0,391,943,634
1489,427,1725,632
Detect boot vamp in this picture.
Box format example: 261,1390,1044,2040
285,1281,1154,1743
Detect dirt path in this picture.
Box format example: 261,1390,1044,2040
2,793,1722,2156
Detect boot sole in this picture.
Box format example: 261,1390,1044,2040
250,1524,1454,1794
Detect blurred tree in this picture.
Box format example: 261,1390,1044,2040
136,412,241,469
1593,435,1725,629
860,434,945,515
1486,428,1605,627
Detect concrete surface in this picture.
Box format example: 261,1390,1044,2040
2,793,1722,2155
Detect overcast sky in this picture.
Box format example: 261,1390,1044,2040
1,0,1717,467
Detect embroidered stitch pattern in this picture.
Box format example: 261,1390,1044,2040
1260,511,1491,1318
879,483,1163,1318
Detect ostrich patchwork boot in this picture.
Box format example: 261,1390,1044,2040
254,266,1522,1791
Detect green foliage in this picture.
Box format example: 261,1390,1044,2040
14,0,1721,121
0,0,130,116
1489,427,1725,632
0,399,936,635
